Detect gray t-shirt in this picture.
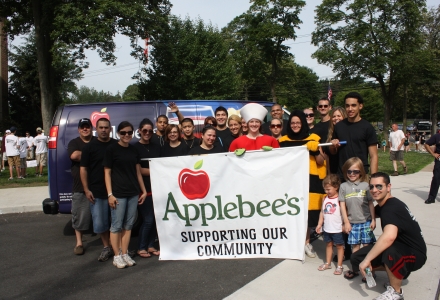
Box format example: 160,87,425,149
339,181,373,223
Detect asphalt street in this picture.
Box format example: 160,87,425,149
0,212,282,300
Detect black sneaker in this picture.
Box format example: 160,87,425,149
425,198,435,204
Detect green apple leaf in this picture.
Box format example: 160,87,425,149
194,159,203,170
234,148,246,156
101,107,107,112
262,146,273,151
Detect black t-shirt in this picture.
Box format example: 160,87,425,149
332,118,377,176
214,128,235,152
188,144,224,155
425,133,440,154
80,138,118,198
151,133,165,147
375,197,427,257
161,142,189,157
182,137,200,150
132,142,161,193
68,136,94,193
310,120,329,143
262,122,288,136
420,135,426,145
103,143,141,198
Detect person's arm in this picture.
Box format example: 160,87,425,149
140,166,150,176
168,102,184,123
104,167,118,209
329,139,340,155
339,202,351,233
368,200,376,230
80,166,94,203
314,147,325,166
368,144,378,174
316,211,324,234
398,137,405,150
136,164,147,205
359,224,398,277
70,151,81,162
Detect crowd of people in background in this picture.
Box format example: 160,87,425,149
0,126,48,180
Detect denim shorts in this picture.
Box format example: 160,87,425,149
348,220,376,245
323,231,344,245
90,198,111,234
110,195,138,233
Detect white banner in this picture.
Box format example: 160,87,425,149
150,147,310,260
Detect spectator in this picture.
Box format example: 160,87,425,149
350,173,426,300
304,107,315,130
312,97,333,142
1,129,11,171
104,121,147,268
389,123,407,176
189,126,223,155
229,103,279,151
279,110,326,258
404,132,410,153
423,132,440,204
68,118,94,255
25,131,34,160
261,104,287,136
180,118,200,150
214,106,234,151
325,106,347,174
5,127,22,179
414,132,420,151
34,127,48,176
151,115,168,147
228,115,242,139
269,118,283,140
18,132,28,178
161,124,189,157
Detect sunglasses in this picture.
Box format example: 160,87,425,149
141,129,153,134
119,131,133,136
347,170,361,175
80,125,91,130
305,113,314,118
318,105,329,108
270,124,282,129
369,184,384,191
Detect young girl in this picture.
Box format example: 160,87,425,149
316,174,344,275
339,157,376,280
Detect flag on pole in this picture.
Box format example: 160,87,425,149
143,36,149,62
327,81,332,101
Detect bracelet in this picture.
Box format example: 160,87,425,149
108,193,113,198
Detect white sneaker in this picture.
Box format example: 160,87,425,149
121,253,136,267
374,285,404,300
113,255,127,269
304,243,316,258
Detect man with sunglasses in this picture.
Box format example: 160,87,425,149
262,104,288,136
311,97,332,142
68,118,94,255
80,118,117,262
350,172,426,300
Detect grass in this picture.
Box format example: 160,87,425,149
0,149,435,189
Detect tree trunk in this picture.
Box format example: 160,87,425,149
402,84,407,134
430,94,437,136
32,0,55,132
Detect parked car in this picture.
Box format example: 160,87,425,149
407,124,416,131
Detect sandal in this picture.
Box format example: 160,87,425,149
344,270,360,279
334,266,343,275
318,263,332,271
148,248,160,256
137,250,151,258
362,273,377,283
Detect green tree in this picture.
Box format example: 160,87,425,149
122,84,140,102
226,0,305,103
1,0,170,131
284,64,320,111
312,0,426,139
138,17,239,100
68,86,120,104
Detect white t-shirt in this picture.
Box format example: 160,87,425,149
19,137,27,158
34,134,48,154
389,129,405,151
322,195,343,233
25,136,34,148
5,134,20,156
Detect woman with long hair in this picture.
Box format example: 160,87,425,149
326,107,348,174
161,124,189,157
228,115,243,139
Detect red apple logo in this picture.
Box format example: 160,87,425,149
90,108,110,128
178,159,210,200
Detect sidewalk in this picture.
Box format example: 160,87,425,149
0,185,48,214
226,164,440,300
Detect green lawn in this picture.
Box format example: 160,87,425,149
0,169,49,189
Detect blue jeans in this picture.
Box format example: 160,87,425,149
90,198,110,234
110,195,138,233
138,195,157,250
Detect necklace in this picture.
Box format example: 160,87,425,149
184,138,195,148
142,143,150,152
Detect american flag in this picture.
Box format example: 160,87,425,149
327,83,332,101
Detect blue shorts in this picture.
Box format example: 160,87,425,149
323,232,344,245
110,195,138,233
90,198,111,234
348,221,376,245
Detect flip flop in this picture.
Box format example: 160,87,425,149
137,250,151,258
148,248,160,256
344,270,359,279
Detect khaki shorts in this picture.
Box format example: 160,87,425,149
8,155,20,168
27,149,34,160
390,150,404,161
36,153,47,166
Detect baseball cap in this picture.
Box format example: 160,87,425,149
36,127,42,132
5,129,11,134
10,126,17,132
78,118,92,128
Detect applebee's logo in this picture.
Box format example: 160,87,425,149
178,160,210,200
90,107,110,128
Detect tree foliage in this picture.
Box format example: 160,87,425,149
68,86,121,104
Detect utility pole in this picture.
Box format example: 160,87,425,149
0,17,8,122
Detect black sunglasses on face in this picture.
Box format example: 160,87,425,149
318,105,329,108
305,113,314,118
369,184,384,191
270,124,282,129
347,170,360,175
141,129,153,134
119,131,133,136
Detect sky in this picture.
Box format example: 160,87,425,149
74,0,437,95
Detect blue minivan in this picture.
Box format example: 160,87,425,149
45,100,290,214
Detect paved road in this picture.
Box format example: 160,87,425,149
0,212,281,300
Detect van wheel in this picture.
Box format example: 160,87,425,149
131,209,141,237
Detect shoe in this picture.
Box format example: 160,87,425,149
18,176,25,179
74,245,84,255
391,171,399,176
121,253,136,267
403,166,407,174
112,255,127,269
98,246,113,262
425,198,435,204
373,285,404,300
8,177,13,180
304,243,316,258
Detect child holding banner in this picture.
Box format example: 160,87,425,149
316,174,344,275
